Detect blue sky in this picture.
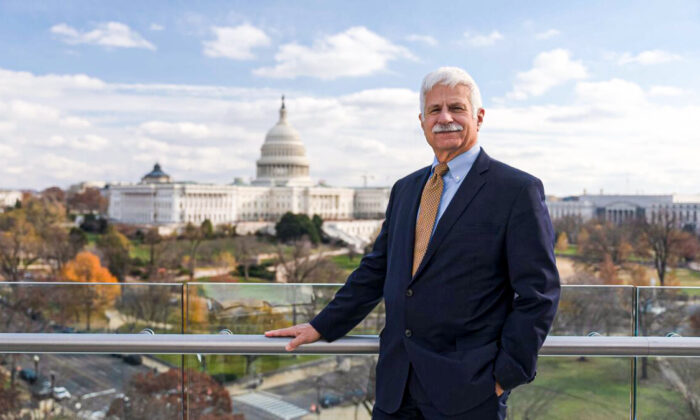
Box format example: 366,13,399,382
0,0,699,194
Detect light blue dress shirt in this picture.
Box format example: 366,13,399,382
418,143,482,236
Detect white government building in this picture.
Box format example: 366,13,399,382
107,99,390,248
547,194,700,233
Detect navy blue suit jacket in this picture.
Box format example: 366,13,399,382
310,149,560,415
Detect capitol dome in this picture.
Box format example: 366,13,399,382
252,97,312,187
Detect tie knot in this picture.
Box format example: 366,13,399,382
434,162,449,177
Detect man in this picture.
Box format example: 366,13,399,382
265,67,560,419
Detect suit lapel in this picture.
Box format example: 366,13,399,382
410,149,491,284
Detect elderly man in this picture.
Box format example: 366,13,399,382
266,67,560,419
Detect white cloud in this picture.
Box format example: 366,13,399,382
38,134,108,151
535,29,560,40
649,85,685,97
405,34,438,46
253,26,414,79
506,49,588,100
203,24,270,60
1,66,700,196
149,23,165,31
617,49,681,65
50,22,156,50
139,121,211,139
464,30,503,47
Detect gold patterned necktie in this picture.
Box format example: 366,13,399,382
413,162,449,275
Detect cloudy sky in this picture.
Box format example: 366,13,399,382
1,0,699,195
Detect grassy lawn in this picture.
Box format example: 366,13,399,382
508,357,690,420
330,254,362,275
674,268,700,287
154,353,323,378
555,244,579,257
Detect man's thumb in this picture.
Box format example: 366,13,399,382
286,335,304,351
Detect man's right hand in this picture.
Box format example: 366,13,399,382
264,323,321,351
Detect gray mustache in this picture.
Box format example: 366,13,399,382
432,122,463,133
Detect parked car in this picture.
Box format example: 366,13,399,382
319,393,343,408
31,381,52,399
122,355,142,365
52,386,71,401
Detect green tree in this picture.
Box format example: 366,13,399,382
200,219,214,239
275,212,320,244
312,214,323,238
97,225,131,281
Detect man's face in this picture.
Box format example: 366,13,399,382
419,83,484,162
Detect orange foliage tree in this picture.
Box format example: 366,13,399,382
61,251,120,331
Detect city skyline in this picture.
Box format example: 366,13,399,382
0,1,699,195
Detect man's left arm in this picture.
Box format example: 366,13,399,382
493,178,561,391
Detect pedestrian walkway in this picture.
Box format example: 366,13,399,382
233,391,309,420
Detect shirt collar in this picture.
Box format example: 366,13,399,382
431,143,481,183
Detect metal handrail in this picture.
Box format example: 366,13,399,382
0,334,699,357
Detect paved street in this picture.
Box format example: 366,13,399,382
18,353,154,416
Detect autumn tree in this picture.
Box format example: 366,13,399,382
636,212,687,286
552,214,584,244
97,225,130,281
599,254,618,284
214,251,237,276
0,209,40,281
555,232,569,253
578,220,634,266
41,186,66,204
66,187,108,213
61,251,120,331
107,369,241,420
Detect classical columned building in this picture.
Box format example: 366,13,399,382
545,194,700,233
106,98,390,245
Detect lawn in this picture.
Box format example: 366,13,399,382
508,357,691,419
555,244,579,257
154,353,323,379
330,254,362,275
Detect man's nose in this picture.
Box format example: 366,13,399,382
437,107,453,123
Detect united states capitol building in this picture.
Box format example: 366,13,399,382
107,99,389,247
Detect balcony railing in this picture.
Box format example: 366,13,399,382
1,333,700,357
0,282,698,419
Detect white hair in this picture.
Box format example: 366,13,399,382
420,66,483,120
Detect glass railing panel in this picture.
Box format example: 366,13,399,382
508,357,632,419
186,353,377,419
185,282,384,335
518,286,634,418
0,282,185,419
184,283,383,419
636,287,700,420
550,285,636,336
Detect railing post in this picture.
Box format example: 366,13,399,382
631,286,638,420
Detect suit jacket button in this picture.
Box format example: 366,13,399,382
405,329,412,338
405,289,413,297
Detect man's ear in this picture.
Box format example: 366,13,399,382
476,108,485,130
